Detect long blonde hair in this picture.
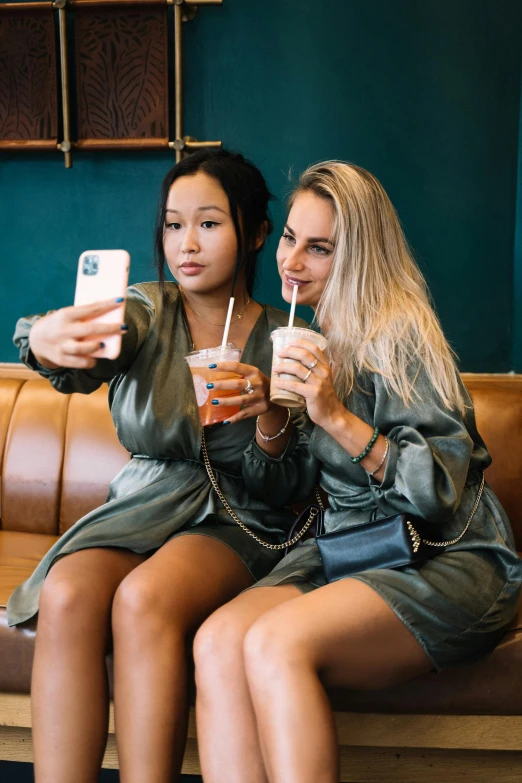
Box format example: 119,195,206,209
292,161,465,413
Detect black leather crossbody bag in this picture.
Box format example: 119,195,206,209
316,474,485,582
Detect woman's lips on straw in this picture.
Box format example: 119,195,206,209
284,275,310,288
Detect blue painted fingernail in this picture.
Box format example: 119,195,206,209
223,420,230,425
212,399,219,405
206,383,214,389
115,297,124,303
208,363,217,369
121,324,129,331
99,342,105,348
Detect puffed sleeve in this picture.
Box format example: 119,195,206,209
367,364,486,524
13,285,155,395
242,413,320,507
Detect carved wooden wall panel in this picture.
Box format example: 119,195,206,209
75,7,168,144
0,7,58,146
0,0,222,164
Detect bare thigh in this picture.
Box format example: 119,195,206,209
113,534,258,636
198,583,303,637
38,546,147,637
194,583,303,670
246,578,432,690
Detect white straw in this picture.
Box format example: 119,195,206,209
288,285,298,328
221,297,235,349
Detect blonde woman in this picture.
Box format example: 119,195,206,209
194,162,522,783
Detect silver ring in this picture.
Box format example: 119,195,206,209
303,369,312,382
244,378,254,395
308,359,318,370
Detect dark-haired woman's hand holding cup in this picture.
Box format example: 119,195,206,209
271,338,345,429
203,360,276,426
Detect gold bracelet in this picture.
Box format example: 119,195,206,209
366,436,389,477
256,408,291,443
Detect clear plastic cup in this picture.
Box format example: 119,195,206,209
270,327,328,408
185,344,242,426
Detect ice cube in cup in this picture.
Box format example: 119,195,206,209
270,327,328,408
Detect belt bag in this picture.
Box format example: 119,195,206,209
316,473,485,583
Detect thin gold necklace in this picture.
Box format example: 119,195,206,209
180,289,250,327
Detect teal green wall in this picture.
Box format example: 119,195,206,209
514,60,522,372
1,0,521,369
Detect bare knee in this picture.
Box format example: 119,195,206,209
194,605,250,689
112,571,183,643
38,571,109,637
244,613,306,686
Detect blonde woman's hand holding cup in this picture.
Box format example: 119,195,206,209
271,338,345,429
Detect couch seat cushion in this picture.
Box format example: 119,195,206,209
0,530,57,693
0,530,58,609
1,529,522,713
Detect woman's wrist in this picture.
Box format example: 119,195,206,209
255,404,293,456
29,324,60,370
256,407,291,443
320,402,353,435
29,347,60,371
320,407,389,479
258,403,289,427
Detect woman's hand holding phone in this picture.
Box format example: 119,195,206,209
29,248,131,370
29,299,127,370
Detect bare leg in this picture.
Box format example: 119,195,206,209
112,534,254,783
32,547,146,783
244,579,432,783
194,585,301,783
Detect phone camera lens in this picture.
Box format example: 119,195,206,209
82,255,99,276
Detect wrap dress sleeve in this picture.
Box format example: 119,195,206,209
366,366,489,525
242,413,320,507
13,284,155,395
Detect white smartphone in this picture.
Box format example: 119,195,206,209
74,249,130,360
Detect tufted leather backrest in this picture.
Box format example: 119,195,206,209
463,375,522,542
0,367,520,545
0,367,129,534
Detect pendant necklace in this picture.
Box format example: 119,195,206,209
180,288,250,326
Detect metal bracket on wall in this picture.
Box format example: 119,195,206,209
0,0,222,167
170,0,223,162
54,0,72,167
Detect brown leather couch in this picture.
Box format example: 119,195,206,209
1,363,521,781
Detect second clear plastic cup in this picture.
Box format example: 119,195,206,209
270,327,328,408
185,344,242,426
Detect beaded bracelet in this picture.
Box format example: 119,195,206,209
350,426,379,463
366,436,389,477
256,407,291,443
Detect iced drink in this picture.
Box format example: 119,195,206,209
270,327,328,408
185,344,242,426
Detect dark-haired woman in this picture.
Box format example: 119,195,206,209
7,150,306,783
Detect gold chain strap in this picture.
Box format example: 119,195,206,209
200,431,321,551
409,473,485,552
202,430,484,554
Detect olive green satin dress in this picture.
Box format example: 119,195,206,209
7,282,307,627
243,368,522,671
